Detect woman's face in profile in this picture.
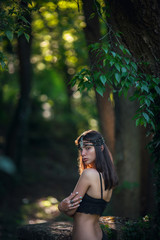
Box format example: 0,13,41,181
80,141,96,166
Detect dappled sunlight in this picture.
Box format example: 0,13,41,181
63,32,75,43
40,40,49,48
40,94,48,102
73,91,81,99
37,62,45,71
21,196,60,225
100,216,116,230
89,119,98,130
33,19,44,30
58,1,78,10
42,102,52,119
68,67,75,75
31,55,43,64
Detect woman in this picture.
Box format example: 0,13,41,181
58,130,118,240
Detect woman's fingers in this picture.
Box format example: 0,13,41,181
69,199,82,209
69,192,82,203
68,192,78,200
69,203,80,209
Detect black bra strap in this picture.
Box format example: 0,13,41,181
98,172,103,199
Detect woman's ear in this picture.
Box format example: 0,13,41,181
101,145,104,151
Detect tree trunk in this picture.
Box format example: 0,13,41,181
113,89,141,217
5,2,32,172
82,0,115,153
107,0,160,234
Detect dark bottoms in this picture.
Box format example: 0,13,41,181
102,230,108,240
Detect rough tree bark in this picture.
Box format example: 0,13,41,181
5,1,32,172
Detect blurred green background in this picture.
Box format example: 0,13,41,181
0,1,157,239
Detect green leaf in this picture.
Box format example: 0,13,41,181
111,51,116,57
131,62,137,71
119,45,124,52
155,86,160,95
141,85,149,92
151,121,156,130
100,75,107,85
96,86,104,97
142,112,150,122
121,67,127,73
145,98,151,107
18,30,24,37
24,33,30,42
109,59,114,66
5,30,13,41
19,16,30,25
153,77,160,84
146,108,154,116
103,47,108,54
115,63,120,72
136,118,141,126
125,48,131,56
103,59,106,67
124,58,130,65
115,73,121,83
148,95,154,102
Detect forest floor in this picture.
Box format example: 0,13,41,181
0,154,78,240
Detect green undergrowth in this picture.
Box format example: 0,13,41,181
121,216,153,240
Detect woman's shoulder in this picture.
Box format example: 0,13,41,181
81,168,99,179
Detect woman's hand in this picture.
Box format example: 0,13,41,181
58,192,82,213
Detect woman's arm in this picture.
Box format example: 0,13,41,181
58,192,81,216
58,169,92,217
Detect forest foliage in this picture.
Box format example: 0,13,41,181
0,0,160,239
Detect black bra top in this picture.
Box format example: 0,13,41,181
76,172,108,216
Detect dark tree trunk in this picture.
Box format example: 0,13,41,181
107,0,160,235
82,0,115,153
113,89,141,217
5,2,32,172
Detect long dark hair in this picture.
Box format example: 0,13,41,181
75,130,118,190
